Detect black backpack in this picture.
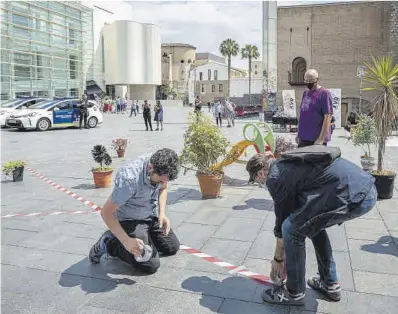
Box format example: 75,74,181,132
280,145,341,166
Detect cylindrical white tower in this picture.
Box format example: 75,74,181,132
103,20,161,100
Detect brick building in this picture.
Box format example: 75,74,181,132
277,1,397,123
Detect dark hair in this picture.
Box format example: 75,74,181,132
246,152,274,183
150,148,180,181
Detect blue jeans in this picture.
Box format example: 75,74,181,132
282,185,377,294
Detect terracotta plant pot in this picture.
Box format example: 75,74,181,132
92,170,113,188
117,149,125,158
197,172,224,199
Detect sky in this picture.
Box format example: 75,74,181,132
126,0,359,69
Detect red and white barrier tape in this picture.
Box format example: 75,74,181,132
1,167,102,219
4,167,273,287
1,209,99,219
26,166,101,210
179,244,272,286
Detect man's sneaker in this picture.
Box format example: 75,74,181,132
89,230,114,264
307,276,341,301
261,287,305,306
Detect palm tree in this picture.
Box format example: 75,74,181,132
219,38,240,97
363,56,398,173
241,44,260,105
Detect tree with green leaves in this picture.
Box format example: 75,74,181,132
363,56,398,173
241,44,260,105
219,38,240,97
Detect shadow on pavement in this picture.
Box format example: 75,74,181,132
167,187,201,204
233,199,274,211
58,257,144,294
71,183,96,190
223,176,250,187
181,275,304,313
360,236,398,257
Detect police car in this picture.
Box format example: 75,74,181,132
5,98,103,131
0,97,49,127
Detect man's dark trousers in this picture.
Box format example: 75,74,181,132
282,185,377,295
105,217,180,274
79,109,88,129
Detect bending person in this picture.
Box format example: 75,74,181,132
89,148,181,274
246,146,376,306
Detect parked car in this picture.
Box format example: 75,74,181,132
5,98,103,131
0,97,49,127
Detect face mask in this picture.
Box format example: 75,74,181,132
307,83,315,90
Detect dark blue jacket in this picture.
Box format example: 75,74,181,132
266,156,375,238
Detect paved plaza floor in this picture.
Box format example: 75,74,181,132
1,106,398,314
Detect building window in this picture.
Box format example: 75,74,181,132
14,65,30,81
201,84,205,93
208,69,211,80
254,71,258,75
36,54,43,79
219,84,223,92
199,72,203,81
214,70,218,80
12,14,30,28
69,28,75,45
254,65,258,69
212,85,215,92
69,55,77,79
291,57,307,83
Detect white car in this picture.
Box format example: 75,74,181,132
5,98,103,131
0,97,49,127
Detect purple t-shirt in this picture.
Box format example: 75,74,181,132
298,87,333,142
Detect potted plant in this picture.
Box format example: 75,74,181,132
111,138,129,158
2,160,27,182
91,145,113,188
363,56,398,199
350,114,377,172
274,136,296,158
180,112,229,198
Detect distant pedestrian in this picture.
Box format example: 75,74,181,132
116,96,121,113
79,93,89,129
121,96,127,113
214,100,222,127
130,100,137,117
208,102,211,112
154,100,164,131
143,100,153,131
136,102,140,114
225,98,236,127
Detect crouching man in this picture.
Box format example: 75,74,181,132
246,145,377,306
89,148,181,274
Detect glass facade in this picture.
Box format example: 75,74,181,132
0,1,92,100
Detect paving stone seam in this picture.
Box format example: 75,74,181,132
376,208,398,252
3,243,88,257
344,225,357,292
3,227,39,233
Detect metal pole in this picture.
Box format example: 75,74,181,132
261,1,269,122
262,1,277,122
359,76,362,114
